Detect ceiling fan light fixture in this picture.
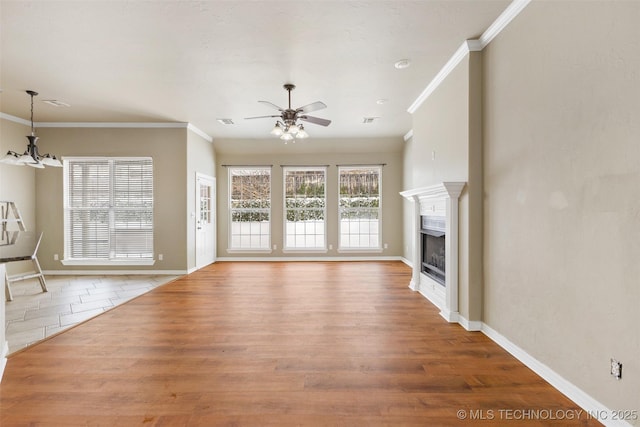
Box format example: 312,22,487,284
245,83,330,143
270,122,284,136
287,124,299,135
297,125,309,139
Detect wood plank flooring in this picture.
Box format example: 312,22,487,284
0,261,600,426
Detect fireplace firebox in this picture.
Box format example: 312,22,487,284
420,216,445,285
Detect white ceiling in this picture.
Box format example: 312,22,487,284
0,0,510,143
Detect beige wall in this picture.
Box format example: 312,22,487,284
186,129,216,270
483,0,638,415
0,118,37,275
404,54,484,322
34,127,189,271
216,138,404,258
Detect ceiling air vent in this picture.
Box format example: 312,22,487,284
362,117,380,124
42,100,71,107
217,118,234,125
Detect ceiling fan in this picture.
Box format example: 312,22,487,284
245,84,331,141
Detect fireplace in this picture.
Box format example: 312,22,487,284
400,182,465,323
421,216,446,285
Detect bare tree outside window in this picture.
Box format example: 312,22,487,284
339,166,381,249
229,167,271,249
284,167,326,249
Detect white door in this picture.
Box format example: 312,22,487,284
196,174,216,269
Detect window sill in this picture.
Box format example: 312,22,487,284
337,248,384,254
61,259,156,266
282,249,328,254
226,249,273,254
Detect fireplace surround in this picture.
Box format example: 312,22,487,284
400,182,465,322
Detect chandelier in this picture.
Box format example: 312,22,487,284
0,90,62,168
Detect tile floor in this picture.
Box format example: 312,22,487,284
4,274,180,354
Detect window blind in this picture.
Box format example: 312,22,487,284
64,158,153,261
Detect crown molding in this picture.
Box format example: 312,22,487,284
1,115,213,142
36,121,188,128
407,40,478,114
0,113,31,126
407,0,531,114
187,123,213,143
403,129,414,142
478,0,531,48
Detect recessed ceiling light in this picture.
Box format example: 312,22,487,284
376,99,388,105
217,118,234,125
42,99,71,107
362,117,380,124
394,59,411,69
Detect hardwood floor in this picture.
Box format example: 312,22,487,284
0,261,599,426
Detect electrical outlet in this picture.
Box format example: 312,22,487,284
384,243,388,249
53,254,59,261
273,244,277,250
611,358,622,380
158,254,163,261
329,244,333,250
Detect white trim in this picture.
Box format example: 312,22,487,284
407,40,478,114
457,315,482,332
407,0,531,114
282,249,329,254
43,269,186,275
216,256,403,262
0,340,8,383
478,0,532,48
61,259,155,266
337,248,384,254
403,129,413,142
226,249,273,254
0,112,31,126
187,123,213,143
481,323,632,427
36,121,189,128
400,257,412,268
0,117,214,142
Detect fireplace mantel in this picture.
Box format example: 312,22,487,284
400,182,465,322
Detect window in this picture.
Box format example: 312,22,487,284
229,167,271,250
284,167,326,250
338,166,382,250
63,157,153,264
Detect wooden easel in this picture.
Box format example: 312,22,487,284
1,201,48,301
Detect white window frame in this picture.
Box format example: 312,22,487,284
227,166,272,252
338,165,383,252
62,157,155,266
283,166,327,252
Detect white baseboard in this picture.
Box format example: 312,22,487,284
0,340,8,383
481,323,632,427
216,256,403,262
458,315,482,331
43,270,187,275
401,257,413,268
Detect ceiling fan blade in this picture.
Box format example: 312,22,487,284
244,115,281,120
296,101,326,114
258,100,284,111
299,115,331,127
